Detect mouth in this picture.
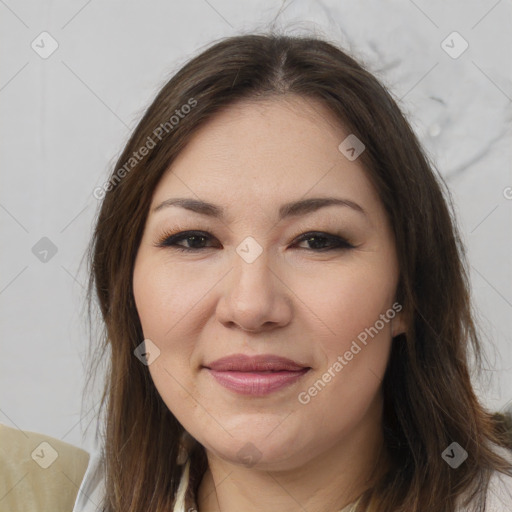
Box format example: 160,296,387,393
203,353,311,396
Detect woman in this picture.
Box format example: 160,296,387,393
76,33,512,511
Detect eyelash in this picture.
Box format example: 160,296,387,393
155,230,355,253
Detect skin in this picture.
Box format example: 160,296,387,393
132,95,406,512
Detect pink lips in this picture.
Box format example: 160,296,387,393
204,354,310,396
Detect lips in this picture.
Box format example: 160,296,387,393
203,354,311,395
205,353,307,372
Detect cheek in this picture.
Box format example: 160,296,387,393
133,256,212,339
294,260,396,417
302,258,398,346
296,303,393,447
133,256,211,407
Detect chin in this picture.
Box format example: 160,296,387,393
201,429,312,471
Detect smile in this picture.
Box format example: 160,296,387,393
203,353,311,396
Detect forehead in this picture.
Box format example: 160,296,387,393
150,96,383,224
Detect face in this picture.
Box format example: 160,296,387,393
133,95,406,471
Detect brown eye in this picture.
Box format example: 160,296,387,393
157,231,218,251
293,232,355,251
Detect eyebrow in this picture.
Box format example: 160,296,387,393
152,196,367,221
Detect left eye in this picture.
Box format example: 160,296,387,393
156,231,355,252
294,232,355,251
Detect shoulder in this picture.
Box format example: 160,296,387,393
0,422,90,512
484,445,512,511
72,449,195,512
456,444,512,511
71,446,106,511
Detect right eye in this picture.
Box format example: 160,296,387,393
156,230,218,252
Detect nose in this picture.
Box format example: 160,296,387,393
215,247,293,333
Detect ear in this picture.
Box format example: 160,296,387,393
390,302,407,338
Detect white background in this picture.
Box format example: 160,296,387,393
1,0,511,454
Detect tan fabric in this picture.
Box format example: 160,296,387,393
0,423,90,512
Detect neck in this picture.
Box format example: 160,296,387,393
197,396,387,512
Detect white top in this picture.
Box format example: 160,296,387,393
72,445,512,512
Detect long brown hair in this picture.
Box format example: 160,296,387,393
85,32,512,511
